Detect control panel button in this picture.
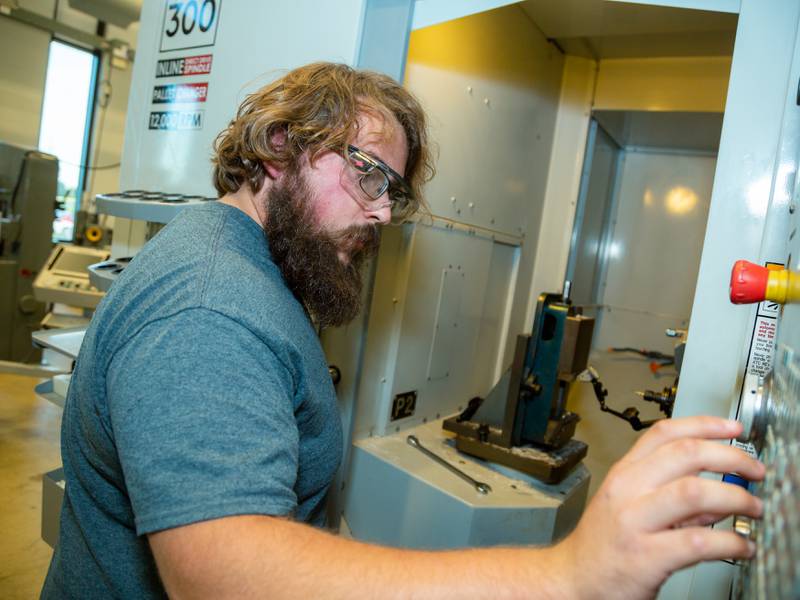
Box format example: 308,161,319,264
730,260,800,305
730,260,769,304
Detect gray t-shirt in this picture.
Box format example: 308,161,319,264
42,202,343,598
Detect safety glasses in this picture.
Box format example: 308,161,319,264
343,145,414,215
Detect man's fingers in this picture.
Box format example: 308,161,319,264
628,478,762,532
673,512,727,528
624,439,764,489
651,528,754,575
622,417,742,463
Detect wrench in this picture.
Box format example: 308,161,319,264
407,435,491,494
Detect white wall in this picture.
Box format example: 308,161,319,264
0,17,50,148
593,150,716,354
0,0,138,205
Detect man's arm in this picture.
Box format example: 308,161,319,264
149,417,764,600
150,515,572,599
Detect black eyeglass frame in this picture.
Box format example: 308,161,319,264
346,145,414,211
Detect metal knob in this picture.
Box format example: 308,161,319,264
734,515,754,538
737,372,772,449
328,365,341,386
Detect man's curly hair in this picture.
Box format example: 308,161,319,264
212,62,434,219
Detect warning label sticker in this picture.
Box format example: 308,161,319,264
155,54,212,78
152,82,209,104
148,110,204,131
747,316,777,377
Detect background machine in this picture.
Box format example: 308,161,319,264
33,244,110,326
0,142,58,363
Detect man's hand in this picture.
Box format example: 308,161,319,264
558,416,765,599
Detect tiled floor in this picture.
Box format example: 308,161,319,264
0,373,62,599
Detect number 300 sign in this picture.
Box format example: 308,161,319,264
160,0,221,52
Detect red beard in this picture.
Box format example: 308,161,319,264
263,170,381,328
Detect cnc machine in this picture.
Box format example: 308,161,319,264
0,142,58,362
35,3,800,598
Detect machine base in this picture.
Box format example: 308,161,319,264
342,421,590,549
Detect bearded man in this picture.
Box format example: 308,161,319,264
42,63,764,599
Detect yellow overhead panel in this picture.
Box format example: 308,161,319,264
406,4,559,88
594,56,732,112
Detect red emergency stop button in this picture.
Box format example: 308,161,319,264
730,260,800,305
730,260,768,304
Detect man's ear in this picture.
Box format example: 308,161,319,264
263,161,283,180
264,127,289,180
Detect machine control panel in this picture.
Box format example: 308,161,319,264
33,244,110,309
735,348,800,599
729,260,800,598
736,373,771,448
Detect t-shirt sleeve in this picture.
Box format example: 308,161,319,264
106,307,300,536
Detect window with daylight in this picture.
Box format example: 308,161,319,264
38,39,99,242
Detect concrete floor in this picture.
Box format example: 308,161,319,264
0,373,61,599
